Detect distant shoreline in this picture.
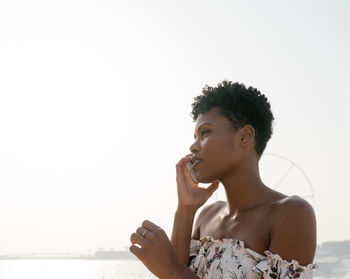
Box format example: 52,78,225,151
0,250,137,260
0,257,137,260
1,240,349,261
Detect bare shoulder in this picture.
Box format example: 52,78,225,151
272,195,316,227
269,195,317,265
191,201,224,240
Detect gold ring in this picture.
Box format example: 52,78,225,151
141,229,148,237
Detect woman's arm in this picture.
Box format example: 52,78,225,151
171,155,219,266
129,155,219,278
171,206,197,266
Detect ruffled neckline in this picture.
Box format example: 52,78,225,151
194,235,317,271
196,235,266,258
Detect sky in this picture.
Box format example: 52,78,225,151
0,0,349,254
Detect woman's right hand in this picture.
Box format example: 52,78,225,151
175,154,219,210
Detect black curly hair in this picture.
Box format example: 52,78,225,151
190,81,274,157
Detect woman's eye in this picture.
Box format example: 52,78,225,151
201,130,211,136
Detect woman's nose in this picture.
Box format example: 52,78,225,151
189,140,199,154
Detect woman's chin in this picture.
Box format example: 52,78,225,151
196,174,218,184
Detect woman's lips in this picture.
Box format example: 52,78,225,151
192,160,202,169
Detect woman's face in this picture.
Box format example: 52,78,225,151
190,107,244,183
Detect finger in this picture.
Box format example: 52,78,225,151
141,221,167,239
177,154,193,163
129,244,144,260
176,158,194,183
136,227,148,236
141,220,161,232
183,166,198,185
206,181,220,196
176,154,193,168
136,227,155,240
175,163,187,182
130,232,148,247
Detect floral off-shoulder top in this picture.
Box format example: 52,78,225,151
189,236,317,279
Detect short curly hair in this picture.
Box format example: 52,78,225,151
190,81,274,156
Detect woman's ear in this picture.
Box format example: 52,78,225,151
240,125,255,145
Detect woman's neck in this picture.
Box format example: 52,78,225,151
220,159,269,216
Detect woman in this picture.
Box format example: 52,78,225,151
129,81,317,279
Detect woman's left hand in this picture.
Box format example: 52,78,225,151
129,220,184,279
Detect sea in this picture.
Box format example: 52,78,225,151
0,259,350,279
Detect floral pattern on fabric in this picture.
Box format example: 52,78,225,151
189,236,317,279
252,251,317,279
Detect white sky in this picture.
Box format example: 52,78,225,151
0,0,349,254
